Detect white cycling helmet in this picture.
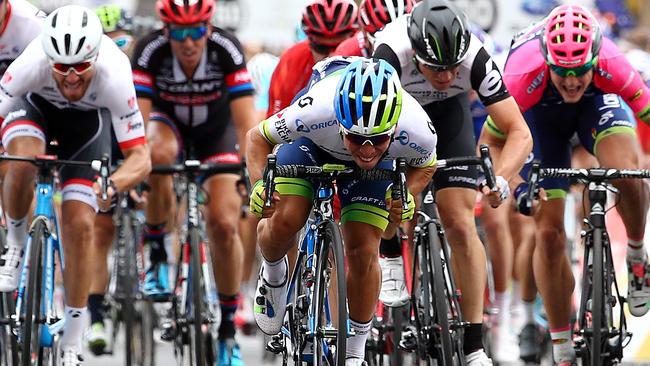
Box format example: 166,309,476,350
42,5,103,64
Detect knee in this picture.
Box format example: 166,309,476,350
64,213,94,245
444,217,479,256
536,225,566,259
206,212,238,246
149,140,176,166
346,244,378,277
261,214,302,248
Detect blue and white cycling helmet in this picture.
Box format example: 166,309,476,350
334,59,403,136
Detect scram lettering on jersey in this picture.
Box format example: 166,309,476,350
137,35,167,67
479,59,503,97
127,120,143,133
598,110,614,126
210,33,244,65
527,70,545,94
395,130,430,155
275,119,291,142
5,109,26,122
599,94,621,110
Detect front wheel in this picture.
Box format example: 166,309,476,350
189,228,206,366
22,220,46,366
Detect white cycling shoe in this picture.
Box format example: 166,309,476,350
345,358,368,366
0,245,24,292
466,349,493,366
627,256,650,316
253,261,289,335
378,256,409,307
59,345,83,366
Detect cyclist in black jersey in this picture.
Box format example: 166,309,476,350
131,0,257,363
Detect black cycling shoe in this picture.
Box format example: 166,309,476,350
519,323,543,363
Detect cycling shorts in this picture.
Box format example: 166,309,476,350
1,94,112,211
274,137,394,230
518,93,637,199
423,93,479,191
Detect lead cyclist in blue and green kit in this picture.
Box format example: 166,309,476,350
246,57,437,365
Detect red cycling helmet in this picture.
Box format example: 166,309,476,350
359,0,414,35
156,0,214,25
301,0,359,43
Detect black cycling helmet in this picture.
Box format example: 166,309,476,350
408,0,471,69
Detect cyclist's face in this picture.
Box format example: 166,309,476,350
167,23,210,71
342,134,391,170
52,67,96,102
417,63,459,91
549,68,593,103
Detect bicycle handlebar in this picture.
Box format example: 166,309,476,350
151,160,242,175
435,144,497,191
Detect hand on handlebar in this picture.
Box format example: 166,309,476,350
93,178,117,213
250,180,280,218
385,189,415,223
480,175,510,208
513,182,547,216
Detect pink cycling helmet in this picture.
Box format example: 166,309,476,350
301,0,359,44
359,0,414,35
541,4,602,67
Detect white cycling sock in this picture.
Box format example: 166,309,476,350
522,299,535,325
6,215,28,248
493,291,510,327
347,318,371,360
261,255,287,286
59,306,87,350
550,326,575,363
627,238,646,261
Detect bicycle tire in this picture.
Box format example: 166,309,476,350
313,221,347,366
591,228,604,366
1,290,19,366
116,213,136,366
428,222,455,365
22,220,45,366
189,227,206,366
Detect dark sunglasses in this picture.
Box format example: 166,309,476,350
342,130,392,146
414,54,456,72
51,61,94,76
168,25,208,41
548,57,598,78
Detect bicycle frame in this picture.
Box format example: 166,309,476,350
15,170,65,349
282,183,339,362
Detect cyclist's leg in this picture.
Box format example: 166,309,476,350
143,112,180,298
0,96,46,291
426,93,487,358
86,212,113,354
337,166,392,361
55,106,111,354
579,94,650,315
254,138,314,334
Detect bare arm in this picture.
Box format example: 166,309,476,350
111,143,152,192
484,96,532,182
406,165,436,197
231,96,257,157
245,126,275,184
137,97,152,130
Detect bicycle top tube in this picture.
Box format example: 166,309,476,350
151,160,242,176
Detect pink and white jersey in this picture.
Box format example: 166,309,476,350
0,34,146,150
504,29,650,121
0,0,44,76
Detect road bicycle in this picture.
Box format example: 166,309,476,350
400,145,497,366
152,160,241,366
524,164,642,365
0,154,108,366
264,155,408,366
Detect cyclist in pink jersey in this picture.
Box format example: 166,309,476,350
485,4,650,364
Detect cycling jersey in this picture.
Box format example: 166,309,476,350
625,48,650,153
0,0,44,77
132,27,254,134
260,59,437,169
372,15,510,107
504,30,650,121
266,40,317,117
247,53,279,112
334,31,369,57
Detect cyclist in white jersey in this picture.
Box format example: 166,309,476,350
248,57,437,365
372,0,532,363
0,5,150,365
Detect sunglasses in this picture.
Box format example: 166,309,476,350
51,61,94,76
549,57,598,78
168,25,208,41
414,54,457,72
342,129,393,146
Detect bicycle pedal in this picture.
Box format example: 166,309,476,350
160,323,176,342
265,337,284,354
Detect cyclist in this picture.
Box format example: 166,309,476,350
84,4,139,355
131,0,256,362
334,0,414,58
371,0,532,362
0,5,150,364
494,4,650,364
248,57,437,365
266,0,358,117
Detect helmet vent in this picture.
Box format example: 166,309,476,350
50,37,60,54
76,37,86,55
51,13,58,27
64,33,71,55
81,11,88,27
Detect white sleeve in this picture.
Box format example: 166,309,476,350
0,37,46,118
